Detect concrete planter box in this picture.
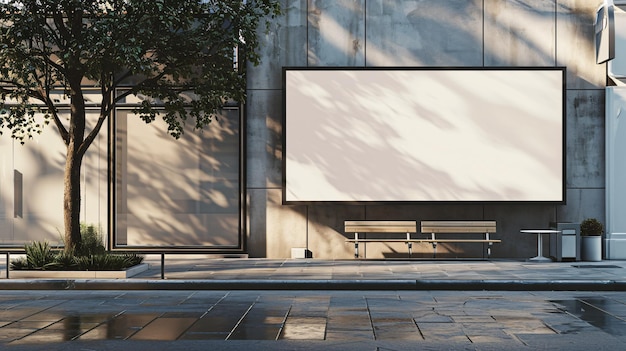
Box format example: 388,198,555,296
9,263,149,279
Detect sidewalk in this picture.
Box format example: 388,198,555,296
2,258,626,349
2,256,626,291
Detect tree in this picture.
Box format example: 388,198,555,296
0,0,280,251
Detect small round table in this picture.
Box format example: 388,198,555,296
520,229,561,262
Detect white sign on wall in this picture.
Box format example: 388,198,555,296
283,68,565,203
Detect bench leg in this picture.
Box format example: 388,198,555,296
431,233,437,258
406,233,412,258
354,233,359,259
486,232,492,260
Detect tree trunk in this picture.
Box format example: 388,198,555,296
64,142,83,251
64,74,86,252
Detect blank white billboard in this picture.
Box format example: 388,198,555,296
283,68,565,203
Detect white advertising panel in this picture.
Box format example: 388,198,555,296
284,68,565,203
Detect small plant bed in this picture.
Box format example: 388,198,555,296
9,224,146,279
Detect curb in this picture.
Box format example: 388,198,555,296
1,279,626,291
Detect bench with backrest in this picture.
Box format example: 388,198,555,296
420,220,500,259
344,220,417,258
344,220,500,259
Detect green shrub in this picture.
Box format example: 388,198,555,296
76,223,106,257
11,234,144,271
122,253,144,267
24,241,56,270
581,218,604,236
54,249,78,270
74,253,144,271
9,256,28,270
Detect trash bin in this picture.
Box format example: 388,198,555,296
549,222,580,261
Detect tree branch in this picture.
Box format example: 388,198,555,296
35,86,69,145
78,111,106,158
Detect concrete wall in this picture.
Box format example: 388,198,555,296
246,0,606,259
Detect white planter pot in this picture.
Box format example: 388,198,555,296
581,236,602,261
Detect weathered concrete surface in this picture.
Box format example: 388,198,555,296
248,188,308,258
557,0,606,89
365,0,483,66
308,0,365,66
484,0,556,66
567,90,605,189
246,0,608,259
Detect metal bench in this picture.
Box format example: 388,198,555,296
344,220,418,258
420,220,500,259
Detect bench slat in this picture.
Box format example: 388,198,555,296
419,239,501,243
345,239,417,243
345,220,416,233
421,220,496,233
345,239,501,243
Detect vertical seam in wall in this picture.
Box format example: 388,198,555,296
364,0,367,66
306,0,309,67
482,0,485,67
482,0,485,217
554,0,557,66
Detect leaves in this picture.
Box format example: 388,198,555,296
24,241,57,270
0,0,282,140
11,238,145,271
0,0,281,250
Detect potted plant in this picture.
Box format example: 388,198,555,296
580,218,603,261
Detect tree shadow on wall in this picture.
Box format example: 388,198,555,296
115,109,242,249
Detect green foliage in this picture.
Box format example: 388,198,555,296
77,223,106,257
54,248,78,270
11,225,144,271
0,0,281,250
9,256,28,270
581,218,604,236
24,241,57,270
0,0,282,141
11,247,144,271
75,253,144,271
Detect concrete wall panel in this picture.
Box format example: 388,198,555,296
566,90,605,189
246,90,283,189
557,0,606,88
557,188,604,225
484,0,555,66
308,0,365,66
247,0,308,90
307,205,364,259
365,0,483,66
247,188,307,258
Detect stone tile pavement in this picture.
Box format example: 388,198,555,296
3,257,626,290
1,289,626,350
132,257,626,282
1,258,626,350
